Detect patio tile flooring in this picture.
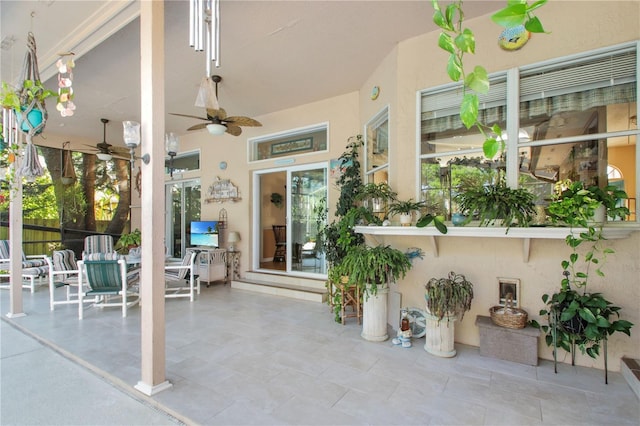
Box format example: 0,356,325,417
1,283,638,425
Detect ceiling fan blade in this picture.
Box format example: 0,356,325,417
206,108,227,120
225,116,262,127
170,112,209,121
187,123,209,131
225,125,242,136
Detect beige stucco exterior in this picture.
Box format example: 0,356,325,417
161,1,639,371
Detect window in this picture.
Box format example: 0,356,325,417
419,44,638,221
165,150,200,175
249,124,328,162
365,106,389,184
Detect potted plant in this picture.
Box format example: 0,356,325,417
15,79,56,134
115,228,141,254
388,198,426,226
355,182,397,218
319,135,366,322
454,182,535,231
424,271,474,357
339,243,413,341
532,180,632,383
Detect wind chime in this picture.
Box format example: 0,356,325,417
190,0,221,110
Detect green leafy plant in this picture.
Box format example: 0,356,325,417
19,79,56,107
1,82,21,110
388,198,427,216
425,271,474,323
270,192,283,208
531,180,632,381
431,0,548,158
454,182,535,229
339,244,412,297
115,228,141,252
416,213,448,234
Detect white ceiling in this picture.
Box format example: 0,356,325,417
1,0,498,150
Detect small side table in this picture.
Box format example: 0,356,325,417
226,250,241,282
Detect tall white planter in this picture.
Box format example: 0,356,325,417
361,284,389,342
424,311,457,357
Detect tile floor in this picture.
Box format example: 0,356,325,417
1,283,638,425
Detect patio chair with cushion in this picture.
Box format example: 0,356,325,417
45,249,82,311
82,235,115,259
77,255,140,319
164,250,199,302
0,240,49,293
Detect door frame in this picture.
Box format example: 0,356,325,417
252,161,328,277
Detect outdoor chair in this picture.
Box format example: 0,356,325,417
45,249,82,311
77,255,140,319
164,250,199,302
82,235,115,259
0,240,49,293
272,225,286,262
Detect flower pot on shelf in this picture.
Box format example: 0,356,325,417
399,213,412,226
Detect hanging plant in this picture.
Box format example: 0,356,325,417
431,0,548,158
270,192,283,208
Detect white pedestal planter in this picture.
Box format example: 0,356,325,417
361,284,389,342
424,311,457,357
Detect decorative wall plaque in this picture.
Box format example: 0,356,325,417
205,177,241,203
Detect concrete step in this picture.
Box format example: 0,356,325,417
231,272,327,303
621,357,640,400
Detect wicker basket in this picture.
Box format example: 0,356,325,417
489,293,528,329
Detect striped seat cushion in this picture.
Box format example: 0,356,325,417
83,252,122,261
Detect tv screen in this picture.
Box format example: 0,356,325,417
190,221,219,247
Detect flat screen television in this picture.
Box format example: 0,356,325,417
190,221,219,248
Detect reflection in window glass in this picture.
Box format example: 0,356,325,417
365,106,389,183
419,45,637,222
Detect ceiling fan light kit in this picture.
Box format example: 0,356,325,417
207,123,226,135
96,152,112,161
171,75,262,137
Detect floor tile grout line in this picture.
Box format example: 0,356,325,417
1,316,192,426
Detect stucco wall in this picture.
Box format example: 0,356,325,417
356,1,639,371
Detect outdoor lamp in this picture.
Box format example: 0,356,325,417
165,132,180,177
123,120,149,164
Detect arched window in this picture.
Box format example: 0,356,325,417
607,164,623,180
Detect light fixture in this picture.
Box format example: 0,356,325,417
96,152,112,161
227,231,240,252
61,141,76,185
165,132,180,177
190,0,220,76
206,123,226,135
122,121,150,165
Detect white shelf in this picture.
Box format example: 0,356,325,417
354,223,640,262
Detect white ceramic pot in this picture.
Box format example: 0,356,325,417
424,311,457,357
361,284,389,342
399,213,412,226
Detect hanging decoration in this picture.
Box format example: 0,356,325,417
61,141,76,185
190,0,221,76
17,32,49,181
56,53,76,117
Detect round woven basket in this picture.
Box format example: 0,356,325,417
489,293,528,329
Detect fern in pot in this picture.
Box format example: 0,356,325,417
424,271,474,357
340,243,412,342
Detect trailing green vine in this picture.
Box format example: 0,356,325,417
431,0,548,159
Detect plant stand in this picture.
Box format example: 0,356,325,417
424,312,457,357
361,284,389,341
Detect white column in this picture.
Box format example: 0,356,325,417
361,285,389,342
7,154,25,318
135,0,171,396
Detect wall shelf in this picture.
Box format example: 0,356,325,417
355,223,639,263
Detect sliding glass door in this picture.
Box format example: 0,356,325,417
165,179,200,258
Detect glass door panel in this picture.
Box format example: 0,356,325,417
289,166,327,274
165,180,201,258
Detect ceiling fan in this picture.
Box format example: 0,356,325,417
171,75,262,136
84,118,129,160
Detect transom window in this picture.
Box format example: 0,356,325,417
248,124,328,162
